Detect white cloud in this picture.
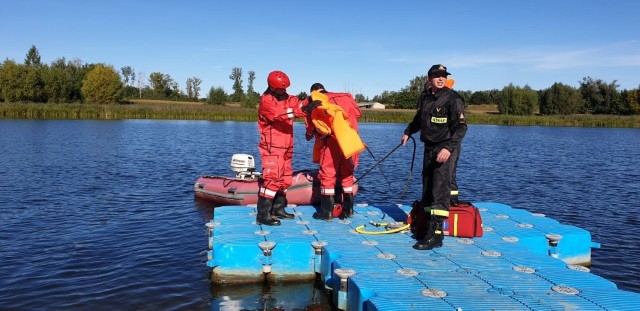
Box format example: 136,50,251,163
387,41,640,72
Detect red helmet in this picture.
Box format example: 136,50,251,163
267,71,290,89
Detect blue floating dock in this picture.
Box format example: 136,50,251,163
206,202,640,310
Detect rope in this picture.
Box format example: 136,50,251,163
354,223,411,235
354,136,417,199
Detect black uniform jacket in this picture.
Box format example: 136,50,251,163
404,87,467,152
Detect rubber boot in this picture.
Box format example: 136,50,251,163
341,193,354,218
256,196,281,226
313,195,334,221
271,193,294,219
413,217,444,250
410,200,430,240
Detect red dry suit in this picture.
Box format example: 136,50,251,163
305,92,362,196
258,89,306,199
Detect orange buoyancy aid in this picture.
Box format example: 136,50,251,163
446,78,455,89
308,91,365,159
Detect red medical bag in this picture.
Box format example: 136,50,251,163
409,201,483,238
443,202,483,238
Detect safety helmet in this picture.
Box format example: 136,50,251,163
267,71,290,89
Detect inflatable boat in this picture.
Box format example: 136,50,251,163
194,154,357,206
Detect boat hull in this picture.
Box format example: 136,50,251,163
194,169,357,206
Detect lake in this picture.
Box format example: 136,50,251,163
1,119,639,310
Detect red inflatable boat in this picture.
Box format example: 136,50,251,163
194,169,322,206
193,154,357,206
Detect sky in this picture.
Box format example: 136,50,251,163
1,0,639,99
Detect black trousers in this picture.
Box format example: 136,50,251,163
421,145,452,212
449,144,461,204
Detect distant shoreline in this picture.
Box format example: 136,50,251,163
1,101,639,128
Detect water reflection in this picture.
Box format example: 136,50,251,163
209,279,332,311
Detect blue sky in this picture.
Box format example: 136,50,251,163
2,0,639,99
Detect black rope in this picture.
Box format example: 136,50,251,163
398,136,417,199
363,145,393,192
354,136,417,198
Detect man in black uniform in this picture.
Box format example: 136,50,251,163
401,64,467,250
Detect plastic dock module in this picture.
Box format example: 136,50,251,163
206,202,640,310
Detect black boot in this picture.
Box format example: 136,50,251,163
256,196,281,226
410,200,430,240
413,217,444,250
341,193,354,218
272,193,294,219
313,195,334,221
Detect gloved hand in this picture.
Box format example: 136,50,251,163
302,100,321,114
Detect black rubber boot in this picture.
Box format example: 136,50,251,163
256,196,281,226
410,200,430,240
313,195,334,221
271,193,294,219
413,217,444,250
341,193,354,218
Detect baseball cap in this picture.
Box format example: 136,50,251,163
427,64,451,77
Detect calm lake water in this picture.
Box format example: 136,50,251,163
1,119,639,310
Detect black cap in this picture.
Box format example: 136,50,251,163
427,64,451,77
310,83,325,93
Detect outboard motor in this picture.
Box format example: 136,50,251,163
230,154,261,179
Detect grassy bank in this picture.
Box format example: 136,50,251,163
1,101,639,128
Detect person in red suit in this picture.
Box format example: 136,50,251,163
304,83,362,221
256,70,308,226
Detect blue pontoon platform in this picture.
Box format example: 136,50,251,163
206,202,640,310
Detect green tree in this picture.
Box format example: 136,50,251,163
240,92,259,108
0,59,22,102
191,77,202,99
0,59,46,102
17,45,47,102
170,80,182,101
25,65,47,102
186,78,194,99
579,77,621,114
229,67,244,102
406,75,427,93
498,84,538,115
81,64,124,104
149,72,173,98
0,61,3,101
390,76,426,109
247,70,259,98
626,86,640,115
44,57,75,103
354,94,366,102
120,66,134,85
61,58,93,103
120,66,135,97
25,45,42,67
540,82,582,115
469,91,491,105
456,90,472,105
372,90,397,107
393,91,419,109
207,86,228,105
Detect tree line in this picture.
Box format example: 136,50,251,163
0,45,261,106
1,45,639,115
372,75,640,115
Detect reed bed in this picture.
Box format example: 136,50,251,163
1,102,639,128
0,102,257,121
